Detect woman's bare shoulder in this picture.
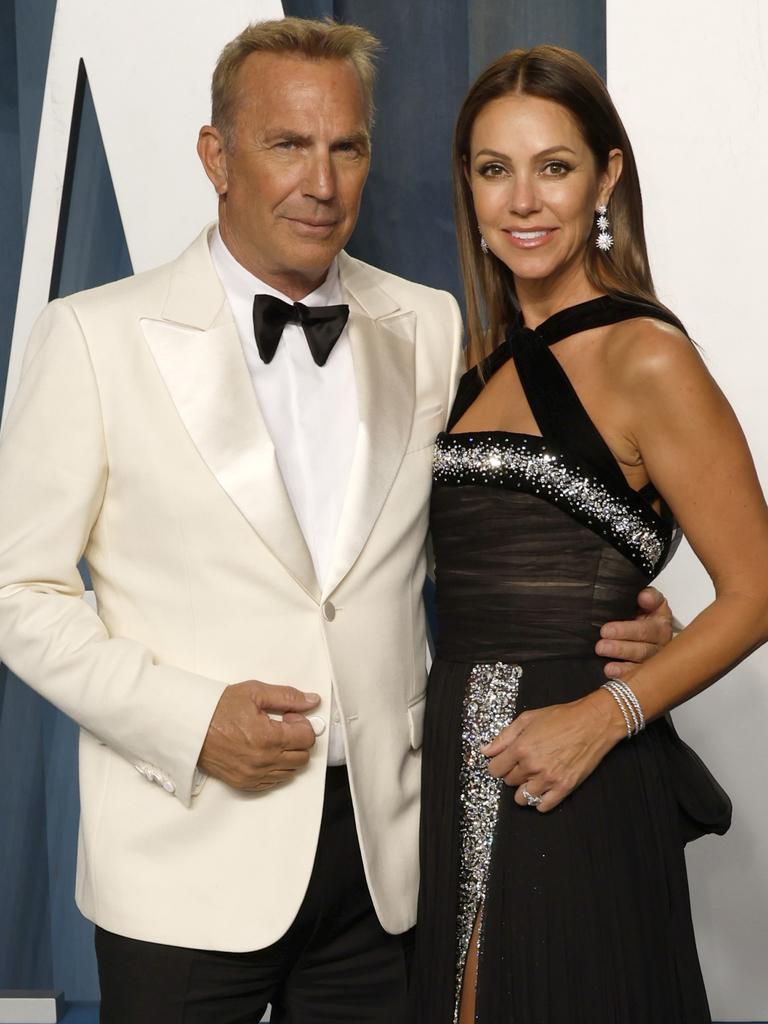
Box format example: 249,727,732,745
605,315,706,390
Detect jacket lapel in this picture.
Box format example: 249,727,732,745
141,228,320,602
322,253,416,599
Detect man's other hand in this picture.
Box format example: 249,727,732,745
595,586,674,677
198,681,320,791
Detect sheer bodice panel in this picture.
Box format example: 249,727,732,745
430,296,682,659
431,484,648,663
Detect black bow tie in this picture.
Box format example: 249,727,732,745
252,294,350,367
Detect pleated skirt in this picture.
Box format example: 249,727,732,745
409,656,712,1024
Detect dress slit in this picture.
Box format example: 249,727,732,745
457,911,483,1024
454,662,521,1022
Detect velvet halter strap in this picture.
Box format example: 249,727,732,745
448,294,684,506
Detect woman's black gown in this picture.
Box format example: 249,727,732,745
410,296,731,1024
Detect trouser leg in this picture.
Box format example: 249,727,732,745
96,926,278,1024
96,767,409,1024
271,767,410,1024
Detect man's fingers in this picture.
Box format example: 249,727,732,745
596,638,657,664
600,618,662,644
261,768,299,787
252,682,320,714
598,604,673,662
603,659,642,680
599,609,672,648
277,716,317,751
275,747,312,770
200,682,322,793
240,768,301,792
217,749,311,790
281,711,319,726
636,585,668,613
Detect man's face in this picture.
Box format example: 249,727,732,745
200,52,371,299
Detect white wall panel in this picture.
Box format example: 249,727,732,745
608,3,768,1018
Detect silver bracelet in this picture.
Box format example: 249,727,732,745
601,682,633,739
608,679,646,733
607,681,640,734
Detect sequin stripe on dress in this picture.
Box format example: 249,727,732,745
433,433,671,576
454,662,522,1023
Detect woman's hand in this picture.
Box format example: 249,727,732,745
480,690,627,812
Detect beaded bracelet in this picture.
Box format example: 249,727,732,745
609,678,646,732
610,682,640,734
600,680,645,738
601,682,633,738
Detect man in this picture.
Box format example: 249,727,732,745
0,17,671,1023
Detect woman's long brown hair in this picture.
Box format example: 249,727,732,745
453,45,684,368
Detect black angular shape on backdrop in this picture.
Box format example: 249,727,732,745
49,59,87,301
49,59,132,303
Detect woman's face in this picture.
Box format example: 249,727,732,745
467,92,621,288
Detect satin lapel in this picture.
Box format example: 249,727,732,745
141,233,319,602
323,299,416,599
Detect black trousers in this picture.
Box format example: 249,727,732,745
96,767,411,1023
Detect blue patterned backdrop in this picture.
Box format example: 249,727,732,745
0,0,604,1001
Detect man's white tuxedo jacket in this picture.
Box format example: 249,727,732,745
0,227,463,950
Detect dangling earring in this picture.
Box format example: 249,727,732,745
479,231,490,256
595,204,613,252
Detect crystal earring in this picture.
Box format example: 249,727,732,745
480,232,490,255
595,204,613,252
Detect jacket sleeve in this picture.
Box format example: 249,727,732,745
425,288,464,587
445,290,465,418
0,300,227,806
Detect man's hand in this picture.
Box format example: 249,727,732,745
198,681,320,792
596,585,674,678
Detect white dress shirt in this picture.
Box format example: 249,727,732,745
210,227,357,764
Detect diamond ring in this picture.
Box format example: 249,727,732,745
522,785,542,807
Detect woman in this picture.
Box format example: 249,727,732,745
410,45,768,1023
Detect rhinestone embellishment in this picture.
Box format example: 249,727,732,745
434,434,665,573
454,661,522,1021
596,230,614,252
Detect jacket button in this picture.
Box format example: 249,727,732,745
308,715,327,736
322,601,336,622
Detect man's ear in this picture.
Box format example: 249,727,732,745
197,125,228,196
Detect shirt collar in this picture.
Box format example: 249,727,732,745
210,225,343,308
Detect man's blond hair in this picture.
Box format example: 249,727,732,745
211,17,382,146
